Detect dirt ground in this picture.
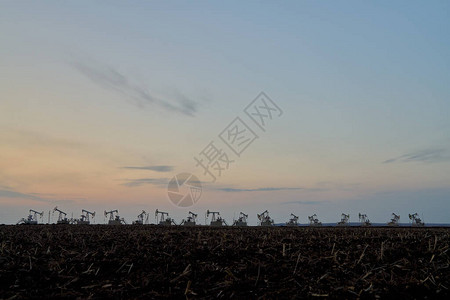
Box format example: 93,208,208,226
0,225,448,299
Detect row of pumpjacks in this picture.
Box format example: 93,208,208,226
17,208,425,227
16,207,96,225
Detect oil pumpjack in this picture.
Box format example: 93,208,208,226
133,210,149,225
337,213,350,226
180,211,197,226
78,209,95,225
53,206,70,224
16,209,43,225
286,213,299,226
233,212,248,226
257,210,274,226
358,213,371,226
206,210,227,226
308,214,322,226
388,213,400,226
409,213,424,227
105,210,126,225
155,209,177,226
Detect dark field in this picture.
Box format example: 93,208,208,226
0,226,449,299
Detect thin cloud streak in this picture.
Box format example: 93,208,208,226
72,61,198,116
216,187,303,192
281,200,327,205
0,189,78,205
383,148,450,164
0,189,43,200
120,165,174,172
4,128,84,150
121,178,169,187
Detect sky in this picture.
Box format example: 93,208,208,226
1,0,449,225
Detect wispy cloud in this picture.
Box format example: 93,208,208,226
383,148,450,164
314,181,360,192
72,61,198,116
121,178,169,187
0,189,78,204
120,165,174,172
29,192,58,197
0,189,42,200
216,187,303,192
281,200,327,205
4,128,83,150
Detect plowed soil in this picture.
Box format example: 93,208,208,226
0,225,448,299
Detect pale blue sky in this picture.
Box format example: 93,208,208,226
0,1,449,224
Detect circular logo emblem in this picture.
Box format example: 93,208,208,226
167,173,202,207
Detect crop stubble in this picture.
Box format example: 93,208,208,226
0,226,448,299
